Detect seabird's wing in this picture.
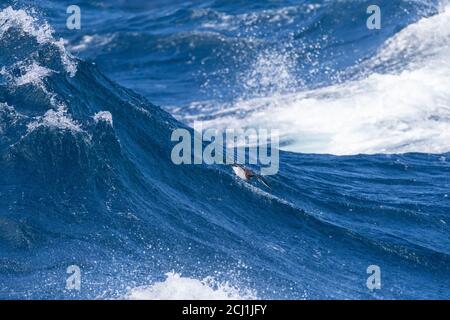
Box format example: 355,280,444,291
256,175,271,189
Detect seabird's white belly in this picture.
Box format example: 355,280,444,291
232,166,248,180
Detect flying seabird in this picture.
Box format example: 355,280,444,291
231,163,271,189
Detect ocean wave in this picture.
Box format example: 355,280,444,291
181,4,450,155
0,6,77,77
1,0,450,300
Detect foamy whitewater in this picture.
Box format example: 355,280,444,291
1,0,449,300
124,273,257,300
181,3,450,155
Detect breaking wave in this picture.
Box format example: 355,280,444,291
124,272,257,300
181,4,450,155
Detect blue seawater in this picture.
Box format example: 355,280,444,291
0,0,449,299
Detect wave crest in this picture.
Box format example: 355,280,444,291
124,272,257,300
0,6,77,79
183,5,450,155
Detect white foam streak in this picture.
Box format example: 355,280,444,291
195,5,321,31
70,34,116,52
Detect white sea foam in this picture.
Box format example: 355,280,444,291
123,272,257,300
14,62,54,87
184,5,450,155
70,34,116,52
93,111,113,126
0,6,77,77
0,7,84,133
195,4,321,31
27,107,82,133
0,61,54,93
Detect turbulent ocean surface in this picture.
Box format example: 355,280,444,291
1,0,450,299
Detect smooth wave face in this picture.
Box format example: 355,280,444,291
1,1,450,300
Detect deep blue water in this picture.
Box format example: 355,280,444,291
1,0,450,299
